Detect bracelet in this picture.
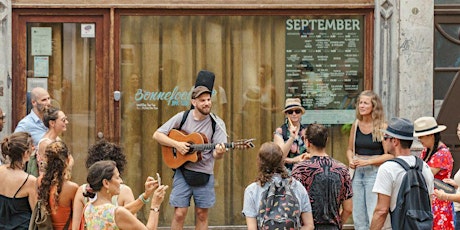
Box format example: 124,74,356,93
150,207,160,212
139,193,151,204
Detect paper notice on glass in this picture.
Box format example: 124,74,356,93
81,24,95,38
27,78,48,92
34,56,49,77
31,27,52,56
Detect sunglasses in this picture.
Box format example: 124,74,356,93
287,109,302,115
383,135,394,141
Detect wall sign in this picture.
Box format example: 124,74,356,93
285,16,364,124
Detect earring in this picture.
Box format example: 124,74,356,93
107,189,110,194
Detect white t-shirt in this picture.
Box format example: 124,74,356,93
373,155,434,212
373,155,434,229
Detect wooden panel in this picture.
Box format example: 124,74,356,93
12,0,374,9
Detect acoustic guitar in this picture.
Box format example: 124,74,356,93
162,129,255,169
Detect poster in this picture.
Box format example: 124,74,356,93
31,27,52,56
285,17,364,124
34,56,49,77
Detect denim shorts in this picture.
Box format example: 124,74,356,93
169,168,215,208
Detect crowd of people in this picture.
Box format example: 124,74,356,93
0,72,460,229
0,87,168,230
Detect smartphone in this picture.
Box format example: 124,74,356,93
156,173,162,186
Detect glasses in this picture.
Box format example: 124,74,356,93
287,109,302,115
383,135,394,141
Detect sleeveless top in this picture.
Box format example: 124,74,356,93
84,202,119,230
0,174,32,229
49,186,72,230
354,126,384,156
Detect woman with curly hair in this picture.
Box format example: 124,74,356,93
0,132,37,229
346,90,392,230
72,139,158,229
242,142,314,230
36,107,69,176
38,141,78,229
82,160,167,229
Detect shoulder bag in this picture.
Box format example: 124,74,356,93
29,200,53,230
348,119,359,179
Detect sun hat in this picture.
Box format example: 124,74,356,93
191,86,211,99
413,116,446,137
283,98,305,114
381,117,414,140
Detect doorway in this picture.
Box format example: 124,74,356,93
12,9,111,184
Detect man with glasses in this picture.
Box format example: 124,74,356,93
370,117,434,229
14,87,51,146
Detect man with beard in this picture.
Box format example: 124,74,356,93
14,87,51,146
153,85,228,230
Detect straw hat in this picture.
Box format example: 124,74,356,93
283,98,305,114
413,116,446,137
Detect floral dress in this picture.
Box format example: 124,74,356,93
84,202,119,230
420,143,454,230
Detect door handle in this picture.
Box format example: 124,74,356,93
97,131,104,139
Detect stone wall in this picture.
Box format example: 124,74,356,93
0,0,11,135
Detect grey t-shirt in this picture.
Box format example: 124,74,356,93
242,174,312,218
156,110,227,174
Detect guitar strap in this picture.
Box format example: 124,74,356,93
179,109,217,140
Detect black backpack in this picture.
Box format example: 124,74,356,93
388,157,433,230
257,178,301,229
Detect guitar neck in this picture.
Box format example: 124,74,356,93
190,143,234,152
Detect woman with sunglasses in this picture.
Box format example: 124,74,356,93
346,90,392,230
274,98,309,172
36,107,70,177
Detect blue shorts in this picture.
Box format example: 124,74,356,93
169,169,215,208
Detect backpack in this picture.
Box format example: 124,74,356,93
257,178,301,229
388,157,433,230
178,109,217,139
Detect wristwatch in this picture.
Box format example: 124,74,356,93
150,207,160,212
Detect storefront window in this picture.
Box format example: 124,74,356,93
119,14,366,226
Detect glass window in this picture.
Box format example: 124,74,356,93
26,23,96,184
119,14,367,226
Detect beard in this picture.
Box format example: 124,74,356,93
36,102,47,113
196,106,211,116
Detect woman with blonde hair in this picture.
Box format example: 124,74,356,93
83,160,168,229
0,132,37,229
38,141,78,229
346,90,392,230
